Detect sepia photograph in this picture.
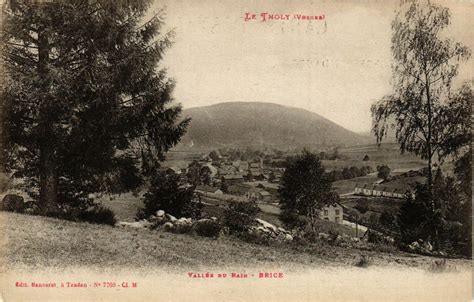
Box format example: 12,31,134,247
0,0,472,301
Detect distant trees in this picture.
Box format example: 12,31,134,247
326,170,343,182
220,180,229,194
376,165,391,180
2,1,189,216
208,150,220,162
279,150,338,231
326,166,372,182
246,170,253,182
342,168,353,180
319,152,327,160
371,2,471,248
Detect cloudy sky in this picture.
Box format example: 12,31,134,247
151,0,473,133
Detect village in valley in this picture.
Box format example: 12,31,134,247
148,143,428,245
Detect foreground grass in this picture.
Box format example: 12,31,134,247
0,212,469,272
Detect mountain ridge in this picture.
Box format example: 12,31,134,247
179,102,371,148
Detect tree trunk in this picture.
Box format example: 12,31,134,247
425,72,439,250
37,23,58,215
39,141,58,214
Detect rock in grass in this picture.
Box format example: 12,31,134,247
163,222,174,231
117,220,152,229
165,214,177,222
255,218,278,233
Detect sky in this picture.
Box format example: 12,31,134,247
150,0,473,133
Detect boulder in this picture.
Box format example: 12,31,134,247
277,227,289,234
197,218,213,223
318,233,330,240
148,215,165,224
176,217,192,226
117,220,152,229
408,241,420,251
255,218,278,233
423,241,433,252
1,194,25,213
156,210,165,217
256,226,271,234
166,214,177,222
163,222,174,231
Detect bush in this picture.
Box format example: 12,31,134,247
377,165,391,180
427,259,455,273
223,201,260,233
279,209,306,230
354,200,369,214
78,206,117,226
141,169,202,219
328,229,340,242
194,220,222,238
238,230,271,246
0,194,25,213
354,255,371,268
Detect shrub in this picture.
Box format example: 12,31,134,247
78,206,117,226
279,209,306,230
427,259,456,273
194,220,222,238
354,200,369,214
0,194,25,213
367,231,395,246
328,229,340,242
354,255,371,268
223,201,260,233
141,169,202,219
238,230,271,246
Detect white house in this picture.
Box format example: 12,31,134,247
319,203,344,224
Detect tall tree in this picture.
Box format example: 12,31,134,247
278,150,338,231
186,161,211,186
1,1,189,215
371,2,471,247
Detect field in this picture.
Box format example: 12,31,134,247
0,211,470,272
332,143,426,171
331,173,381,195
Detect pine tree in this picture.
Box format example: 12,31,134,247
2,1,189,215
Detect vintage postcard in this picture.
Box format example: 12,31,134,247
0,0,472,301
